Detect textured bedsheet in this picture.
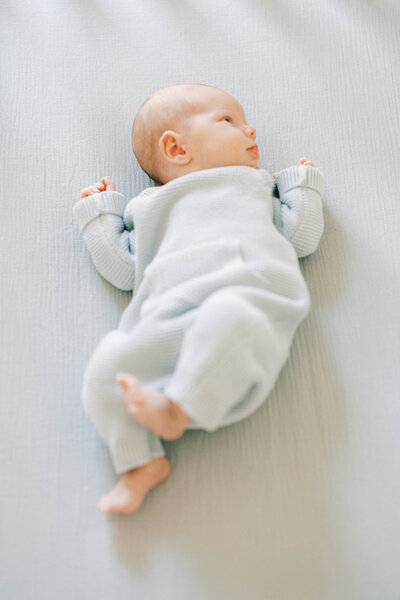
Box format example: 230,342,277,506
1,1,399,598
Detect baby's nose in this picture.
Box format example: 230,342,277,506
246,126,256,139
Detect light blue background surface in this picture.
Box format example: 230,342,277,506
1,1,399,598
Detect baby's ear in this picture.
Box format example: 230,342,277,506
159,131,191,165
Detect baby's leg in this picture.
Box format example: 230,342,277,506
82,309,194,512
162,285,308,432
82,330,171,513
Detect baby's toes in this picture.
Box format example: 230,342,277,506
116,373,141,401
116,372,138,387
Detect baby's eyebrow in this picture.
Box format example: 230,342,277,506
216,109,236,118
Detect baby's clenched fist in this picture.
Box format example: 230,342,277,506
80,176,116,198
273,157,316,179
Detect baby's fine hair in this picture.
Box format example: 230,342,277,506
131,83,221,185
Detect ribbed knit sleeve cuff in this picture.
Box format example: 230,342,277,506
276,165,323,196
72,191,127,233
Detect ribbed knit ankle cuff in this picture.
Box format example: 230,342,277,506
110,439,155,474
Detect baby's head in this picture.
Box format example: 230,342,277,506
131,84,258,185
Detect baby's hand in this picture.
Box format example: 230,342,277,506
273,157,316,179
80,176,116,198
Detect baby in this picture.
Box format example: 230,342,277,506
73,83,324,515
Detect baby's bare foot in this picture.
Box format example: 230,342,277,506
116,372,191,441
98,456,170,514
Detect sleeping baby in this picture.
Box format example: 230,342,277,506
73,83,324,514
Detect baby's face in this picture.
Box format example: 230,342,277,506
181,89,259,172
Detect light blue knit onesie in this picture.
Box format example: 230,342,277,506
73,165,324,474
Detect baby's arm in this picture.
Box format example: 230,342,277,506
73,177,136,292
271,158,324,258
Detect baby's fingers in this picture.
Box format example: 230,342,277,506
300,157,315,167
80,184,103,198
101,176,116,191
79,176,116,198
